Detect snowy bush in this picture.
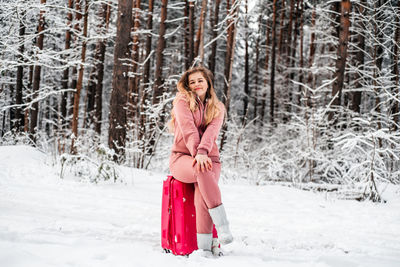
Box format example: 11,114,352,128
58,131,120,183
219,107,399,201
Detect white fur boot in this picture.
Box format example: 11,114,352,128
196,233,213,257
208,204,233,245
211,238,223,256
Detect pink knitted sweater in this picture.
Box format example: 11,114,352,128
170,93,225,162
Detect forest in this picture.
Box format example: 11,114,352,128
1,0,399,201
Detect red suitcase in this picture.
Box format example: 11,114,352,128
161,176,198,255
161,176,219,255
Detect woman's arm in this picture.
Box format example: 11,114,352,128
174,96,201,157
197,102,225,155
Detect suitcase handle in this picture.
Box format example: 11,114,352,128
167,177,175,249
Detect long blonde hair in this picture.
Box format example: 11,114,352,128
168,66,224,133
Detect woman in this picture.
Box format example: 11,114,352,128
168,66,233,255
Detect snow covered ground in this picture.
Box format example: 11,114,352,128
0,145,399,267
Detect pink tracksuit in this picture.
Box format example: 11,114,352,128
169,93,225,234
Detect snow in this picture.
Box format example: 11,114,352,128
0,145,399,267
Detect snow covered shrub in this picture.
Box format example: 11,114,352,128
124,92,174,170
0,130,34,146
58,131,120,183
220,107,399,201
94,144,120,182
331,118,400,201
220,111,331,185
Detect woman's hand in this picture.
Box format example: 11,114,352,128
192,154,213,172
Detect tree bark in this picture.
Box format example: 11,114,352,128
15,10,26,131
142,0,154,90
152,0,168,105
148,0,168,157
351,0,366,113
128,0,142,125
285,0,295,60
277,0,286,56
184,0,190,69
60,0,74,128
391,0,400,129
138,0,154,168
298,0,304,107
187,0,195,67
289,0,300,110
25,62,34,133
284,0,296,117
243,0,249,122
194,0,208,64
306,3,317,108
260,19,271,125
69,0,83,119
220,0,239,151
253,14,262,122
108,0,133,160
70,0,89,154
94,2,111,135
85,61,98,128
329,0,351,122
29,0,46,141
208,0,221,76
373,0,384,132
269,0,278,124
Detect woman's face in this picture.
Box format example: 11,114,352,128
188,72,208,102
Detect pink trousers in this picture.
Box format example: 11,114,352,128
169,154,222,234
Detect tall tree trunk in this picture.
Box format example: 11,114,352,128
184,1,190,69
71,0,89,154
306,3,317,108
391,0,400,129
108,0,133,160
221,0,232,108
298,0,304,107
243,0,249,123
142,0,154,89
277,0,286,56
138,0,154,168
94,2,111,135
373,0,384,131
61,0,74,129
329,0,351,122
148,0,168,157
285,0,295,60
220,0,239,151
152,0,168,105
25,63,34,133
187,0,195,67
69,0,84,119
284,0,295,120
85,0,109,131
9,84,15,130
128,0,142,126
269,0,278,124
29,0,46,141
260,18,271,125
253,15,262,122
194,0,208,64
351,0,366,113
15,10,26,131
84,59,98,128
289,0,300,111
208,0,221,76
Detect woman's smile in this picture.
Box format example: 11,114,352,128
189,72,208,101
